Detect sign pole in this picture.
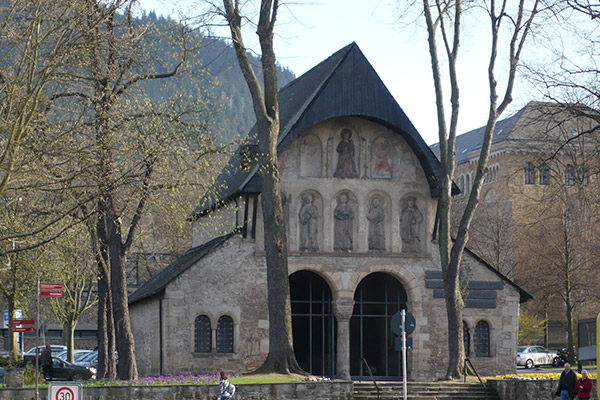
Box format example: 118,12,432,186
402,309,407,400
35,277,39,400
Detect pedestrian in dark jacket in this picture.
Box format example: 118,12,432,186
575,369,593,399
555,362,577,400
40,344,53,381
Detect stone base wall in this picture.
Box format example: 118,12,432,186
487,379,598,400
0,381,353,400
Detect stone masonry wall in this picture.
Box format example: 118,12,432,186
488,378,598,400
0,381,353,400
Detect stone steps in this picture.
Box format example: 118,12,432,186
353,382,501,400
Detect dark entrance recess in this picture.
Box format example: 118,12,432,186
350,272,408,379
290,270,336,377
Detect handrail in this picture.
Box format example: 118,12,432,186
362,358,381,400
464,358,485,388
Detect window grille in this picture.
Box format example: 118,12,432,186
525,163,535,185
565,165,575,186
539,164,549,185
194,315,211,353
216,316,234,353
474,321,490,357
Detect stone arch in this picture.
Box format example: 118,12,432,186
399,193,428,254
371,136,393,179
288,263,341,300
366,191,392,252
349,270,410,378
299,133,323,177
296,190,323,252
289,269,337,377
331,190,359,252
347,262,421,305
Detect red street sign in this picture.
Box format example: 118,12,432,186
12,326,35,333
40,283,63,290
11,319,34,325
40,290,64,298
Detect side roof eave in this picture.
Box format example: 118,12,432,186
463,246,533,304
191,42,442,219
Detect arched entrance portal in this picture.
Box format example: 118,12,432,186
290,270,336,377
350,272,408,379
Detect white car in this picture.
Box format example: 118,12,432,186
24,345,67,356
517,345,554,368
55,350,93,362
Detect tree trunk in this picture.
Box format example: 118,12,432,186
105,197,137,380
7,300,18,363
96,257,116,379
65,320,76,363
253,131,302,374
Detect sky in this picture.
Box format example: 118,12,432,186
141,0,558,145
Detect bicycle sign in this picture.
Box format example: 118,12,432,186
48,383,82,400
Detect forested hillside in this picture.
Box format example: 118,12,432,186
141,10,296,142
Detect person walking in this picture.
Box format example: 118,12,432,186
40,344,53,381
555,362,577,400
575,369,593,399
218,371,236,400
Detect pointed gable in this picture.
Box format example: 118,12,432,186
192,42,441,218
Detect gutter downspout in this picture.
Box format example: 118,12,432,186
159,296,163,375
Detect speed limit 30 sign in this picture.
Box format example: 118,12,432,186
48,383,82,400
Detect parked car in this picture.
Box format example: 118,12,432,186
54,350,93,362
75,351,118,369
517,345,554,368
24,345,67,356
48,357,95,381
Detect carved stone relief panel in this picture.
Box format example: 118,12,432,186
399,194,425,253
278,144,298,180
297,190,323,252
300,134,322,177
333,128,360,179
332,190,358,252
371,137,393,179
366,192,391,252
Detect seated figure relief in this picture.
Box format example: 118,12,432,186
333,128,359,179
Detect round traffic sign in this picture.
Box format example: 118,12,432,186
55,387,74,400
391,310,416,335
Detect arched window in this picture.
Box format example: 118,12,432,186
465,174,471,193
565,165,575,186
539,164,549,185
463,321,471,357
194,315,211,353
474,321,490,357
525,162,535,185
216,316,234,353
459,175,465,195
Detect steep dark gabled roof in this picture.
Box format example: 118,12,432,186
191,42,443,218
463,246,533,303
128,231,236,306
430,106,527,163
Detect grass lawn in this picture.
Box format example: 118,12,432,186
229,373,306,384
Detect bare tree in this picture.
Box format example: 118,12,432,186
418,0,541,378
213,0,303,374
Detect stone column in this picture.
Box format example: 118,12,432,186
332,298,355,380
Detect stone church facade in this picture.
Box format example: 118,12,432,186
129,43,530,381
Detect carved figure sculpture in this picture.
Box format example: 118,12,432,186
367,195,386,252
298,193,319,252
334,193,354,251
400,196,423,253
333,128,359,179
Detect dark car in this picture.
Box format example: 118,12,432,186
49,357,95,381
24,355,95,380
